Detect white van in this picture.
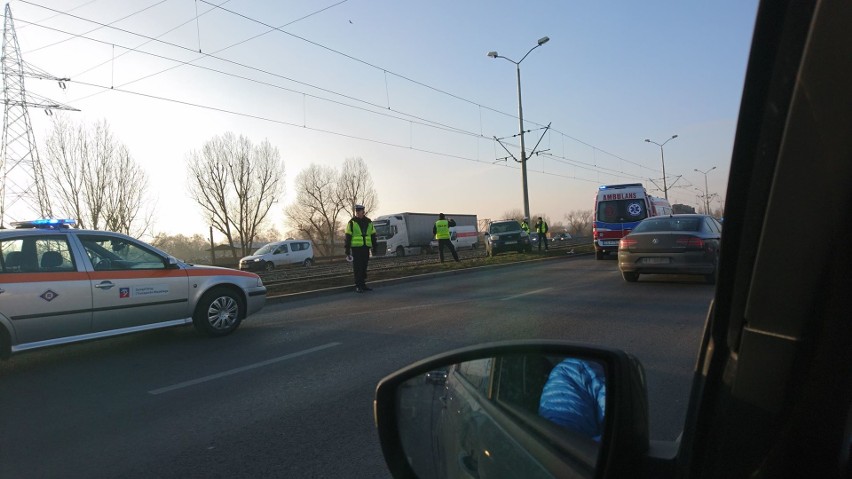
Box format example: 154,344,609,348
239,239,314,272
429,225,479,252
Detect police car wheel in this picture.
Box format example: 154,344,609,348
193,287,243,337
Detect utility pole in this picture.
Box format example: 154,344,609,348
1,4,78,227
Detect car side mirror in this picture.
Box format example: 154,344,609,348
165,256,180,269
374,341,649,478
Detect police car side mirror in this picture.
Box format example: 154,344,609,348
165,256,180,268
374,340,649,478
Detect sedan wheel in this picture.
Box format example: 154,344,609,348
264,261,275,272
622,271,639,282
193,288,243,337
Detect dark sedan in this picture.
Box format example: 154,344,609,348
617,214,722,283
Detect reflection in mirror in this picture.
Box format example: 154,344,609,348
395,354,606,479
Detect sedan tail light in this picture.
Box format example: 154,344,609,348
619,238,637,249
675,236,705,249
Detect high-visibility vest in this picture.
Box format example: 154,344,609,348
521,222,530,232
537,221,548,234
347,220,375,247
435,219,451,240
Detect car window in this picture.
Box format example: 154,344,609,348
0,236,76,273
457,358,494,396
275,244,289,254
704,218,719,234
255,244,274,255
79,234,166,270
633,218,701,233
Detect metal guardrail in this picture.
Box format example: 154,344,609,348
259,237,592,286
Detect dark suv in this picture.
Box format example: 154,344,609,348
485,220,531,257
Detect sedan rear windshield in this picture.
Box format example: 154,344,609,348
633,218,701,233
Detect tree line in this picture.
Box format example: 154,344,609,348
39,115,378,260
39,114,597,262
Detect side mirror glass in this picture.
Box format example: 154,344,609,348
375,341,649,478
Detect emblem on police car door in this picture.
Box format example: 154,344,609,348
652,238,659,244
40,290,59,302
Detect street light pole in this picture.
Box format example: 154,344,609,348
488,36,549,221
695,166,717,214
644,134,678,200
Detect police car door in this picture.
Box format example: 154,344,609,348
0,233,91,349
77,234,190,332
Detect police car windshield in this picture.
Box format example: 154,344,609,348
597,200,648,224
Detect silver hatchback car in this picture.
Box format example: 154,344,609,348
0,219,267,359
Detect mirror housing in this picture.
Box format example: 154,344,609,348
374,340,649,478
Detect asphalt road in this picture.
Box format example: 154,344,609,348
0,255,714,478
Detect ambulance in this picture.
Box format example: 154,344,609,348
593,183,672,260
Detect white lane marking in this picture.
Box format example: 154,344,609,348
501,287,554,301
148,342,342,395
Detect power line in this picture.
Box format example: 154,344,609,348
17,2,688,183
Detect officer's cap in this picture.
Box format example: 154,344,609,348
354,204,365,211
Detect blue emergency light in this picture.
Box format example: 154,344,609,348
11,218,77,229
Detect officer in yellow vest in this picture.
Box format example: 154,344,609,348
345,204,377,293
535,216,549,252
433,213,460,263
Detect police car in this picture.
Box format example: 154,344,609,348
0,219,267,359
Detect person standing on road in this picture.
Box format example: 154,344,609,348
521,217,530,235
433,213,460,263
535,217,549,252
345,204,377,293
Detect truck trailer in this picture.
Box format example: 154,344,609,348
373,212,478,257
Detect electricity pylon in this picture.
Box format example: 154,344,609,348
2,3,78,227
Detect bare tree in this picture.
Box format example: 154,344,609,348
337,157,378,213
285,158,379,256
151,233,209,263
564,209,594,237
187,132,284,258
42,116,153,236
501,208,524,222
285,164,341,256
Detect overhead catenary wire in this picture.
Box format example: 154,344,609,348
15,2,685,183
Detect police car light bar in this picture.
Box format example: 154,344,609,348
11,218,77,229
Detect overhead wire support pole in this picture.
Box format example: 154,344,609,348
488,36,550,221
1,4,78,227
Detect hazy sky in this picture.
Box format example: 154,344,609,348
10,0,759,238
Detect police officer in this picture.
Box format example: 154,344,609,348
521,217,530,234
433,213,460,263
535,216,549,251
344,204,377,293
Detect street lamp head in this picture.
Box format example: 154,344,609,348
694,168,700,172
487,51,498,58
672,134,679,139
644,139,651,142
537,36,550,46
